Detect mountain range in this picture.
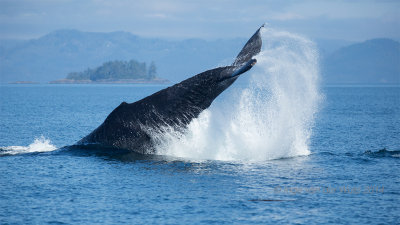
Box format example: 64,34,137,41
322,38,399,84
0,30,399,84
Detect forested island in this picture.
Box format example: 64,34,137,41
50,59,170,84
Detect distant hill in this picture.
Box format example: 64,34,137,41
0,29,245,83
315,38,355,58
322,38,400,84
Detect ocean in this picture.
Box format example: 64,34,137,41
1,27,399,224
1,85,399,224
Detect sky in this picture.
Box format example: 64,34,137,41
0,0,399,41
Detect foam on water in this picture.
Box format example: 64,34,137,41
0,136,57,156
154,27,322,161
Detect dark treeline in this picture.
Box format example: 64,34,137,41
67,60,157,81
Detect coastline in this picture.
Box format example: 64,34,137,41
8,81,40,84
48,78,171,84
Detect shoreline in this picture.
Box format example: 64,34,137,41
48,78,171,84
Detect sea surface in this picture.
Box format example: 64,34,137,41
0,84,399,224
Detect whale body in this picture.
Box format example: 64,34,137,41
77,26,263,154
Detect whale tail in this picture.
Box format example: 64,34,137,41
76,26,264,154
233,25,263,66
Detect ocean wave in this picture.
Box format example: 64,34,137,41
364,148,400,158
0,137,57,156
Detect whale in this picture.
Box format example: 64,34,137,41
77,26,263,154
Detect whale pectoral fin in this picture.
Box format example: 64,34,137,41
233,25,263,66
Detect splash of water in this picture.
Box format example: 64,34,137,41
154,27,322,161
0,136,57,156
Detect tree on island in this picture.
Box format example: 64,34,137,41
66,59,157,81
148,61,157,80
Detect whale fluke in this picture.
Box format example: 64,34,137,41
233,25,263,66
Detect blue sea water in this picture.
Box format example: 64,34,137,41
0,84,399,224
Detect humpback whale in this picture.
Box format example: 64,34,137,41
77,26,263,154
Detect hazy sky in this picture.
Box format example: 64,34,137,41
1,0,399,41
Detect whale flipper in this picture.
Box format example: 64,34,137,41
77,26,263,154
